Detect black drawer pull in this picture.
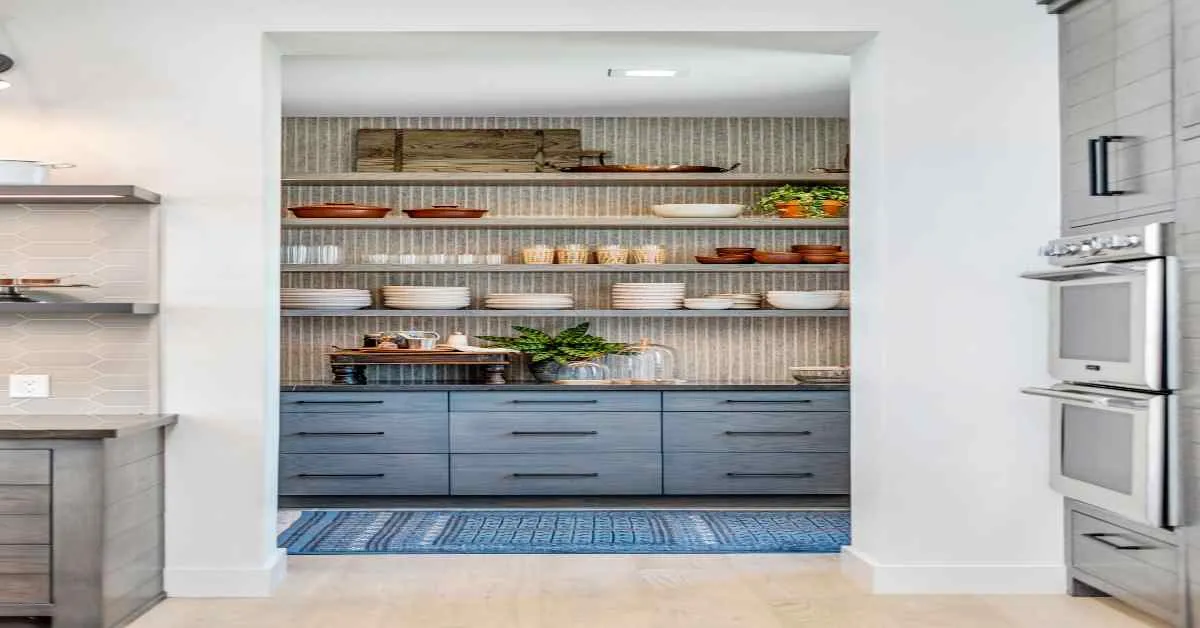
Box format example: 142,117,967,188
511,473,599,478
723,399,812,404
511,430,599,436
726,472,815,479
724,430,813,436
1084,532,1152,551
297,473,386,478
293,400,385,405
511,399,599,404
296,431,386,437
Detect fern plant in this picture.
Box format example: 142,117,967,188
477,322,629,365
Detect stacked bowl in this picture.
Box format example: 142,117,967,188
484,293,575,310
382,286,470,310
611,283,686,310
765,291,841,310
708,292,762,309
281,288,373,310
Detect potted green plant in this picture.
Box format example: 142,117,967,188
752,184,849,218
477,322,630,383
810,185,849,217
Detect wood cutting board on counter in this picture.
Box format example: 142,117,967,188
355,129,584,172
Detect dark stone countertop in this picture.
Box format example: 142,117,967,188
0,414,178,439
281,381,849,392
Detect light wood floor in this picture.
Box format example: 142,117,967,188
131,554,1166,628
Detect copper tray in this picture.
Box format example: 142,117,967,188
403,204,488,219
560,163,740,173
289,202,392,219
694,255,753,265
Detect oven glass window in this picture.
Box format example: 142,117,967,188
1061,404,1134,494
1061,283,1131,362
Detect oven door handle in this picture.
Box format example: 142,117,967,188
1020,387,1147,409
1020,263,1145,282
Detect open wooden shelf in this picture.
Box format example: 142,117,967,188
282,171,849,187
281,309,848,318
282,264,849,273
0,185,161,205
282,217,848,230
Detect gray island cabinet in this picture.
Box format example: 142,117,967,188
0,414,176,628
279,385,849,498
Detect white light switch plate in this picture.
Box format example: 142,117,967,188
9,375,50,398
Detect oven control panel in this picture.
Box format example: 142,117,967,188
1039,222,1172,266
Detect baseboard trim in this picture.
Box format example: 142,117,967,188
841,546,1065,594
165,547,288,597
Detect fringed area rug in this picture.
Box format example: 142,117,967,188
279,510,850,555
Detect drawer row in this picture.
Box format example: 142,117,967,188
282,390,849,413
279,452,850,496
281,411,850,454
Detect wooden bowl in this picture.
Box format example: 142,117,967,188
791,244,842,253
803,253,838,264
403,207,488,219
751,250,805,264
715,247,756,257
695,255,753,264
289,202,392,219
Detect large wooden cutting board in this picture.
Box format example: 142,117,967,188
354,129,583,173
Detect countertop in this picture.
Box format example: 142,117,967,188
281,381,849,392
0,413,178,439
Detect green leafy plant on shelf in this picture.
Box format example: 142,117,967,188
478,323,631,382
751,184,849,217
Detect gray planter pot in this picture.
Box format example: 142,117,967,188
528,360,560,383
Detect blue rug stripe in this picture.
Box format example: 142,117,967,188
279,510,850,555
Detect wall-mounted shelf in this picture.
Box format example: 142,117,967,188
0,303,159,315
281,309,848,318
282,172,849,187
0,185,161,205
282,264,849,273
282,217,848,230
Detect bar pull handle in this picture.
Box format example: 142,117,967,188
510,431,599,436
510,399,599,404
723,399,812,404
1092,135,1129,196
724,430,813,436
297,473,386,478
1084,533,1152,551
296,431,386,437
511,473,599,478
726,472,815,478
293,400,385,405
1088,138,1102,197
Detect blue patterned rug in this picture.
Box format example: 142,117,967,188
279,510,850,555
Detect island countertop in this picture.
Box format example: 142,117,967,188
281,381,849,392
0,413,178,439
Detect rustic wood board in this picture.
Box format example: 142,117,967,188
354,129,583,173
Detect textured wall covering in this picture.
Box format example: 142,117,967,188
0,204,158,413
282,116,850,383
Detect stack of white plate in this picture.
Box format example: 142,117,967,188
484,293,575,310
281,288,372,310
611,283,686,310
382,286,470,310
709,292,762,309
765,291,841,310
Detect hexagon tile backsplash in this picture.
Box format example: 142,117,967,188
0,204,158,414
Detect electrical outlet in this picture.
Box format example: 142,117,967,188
9,375,50,399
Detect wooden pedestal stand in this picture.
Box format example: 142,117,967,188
328,349,512,385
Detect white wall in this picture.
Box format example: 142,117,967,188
0,0,1061,595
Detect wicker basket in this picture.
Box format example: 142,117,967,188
595,245,629,265
555,245,590,265
522,245,555,265
631,245,667,264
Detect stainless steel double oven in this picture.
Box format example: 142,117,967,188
1022,222,1180,528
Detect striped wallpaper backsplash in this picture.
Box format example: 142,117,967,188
281,116,850,384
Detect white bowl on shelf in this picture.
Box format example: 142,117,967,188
765,291,841,310
650,204,744,218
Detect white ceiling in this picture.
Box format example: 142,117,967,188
276,32,869,117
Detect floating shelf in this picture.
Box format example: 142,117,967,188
0,303,159,315
281,309,848,318
282,172,849,187
282,217,848,230
0,185,161,205
281,264,849,273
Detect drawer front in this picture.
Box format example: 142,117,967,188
663,412,849,453
280,413,448,454
450,391,660,413
1071,512,1179,613
0,546,49,575
0,487,50,515
279,454,449,495
0,574,49,603
280,392,447,414
663,391,849,412
450,412,660,453
451,453,662,495
664,453,849,495
0,451,50,485
0,516,49,545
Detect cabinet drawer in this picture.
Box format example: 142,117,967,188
664,453,849,495
280,392,446,413
0,516,49,544
450,412,660,453
663,391,848,412
280,413,448,454
0,546,48,575
450,391,660,412
451,453,662,495
1070,512,1179,614
0,451,49,485
0,575,48,603
279,454,448,495
664,412,849,453
0,487,49,515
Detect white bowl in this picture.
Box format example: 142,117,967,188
683,298,735,310
765,292,841,310
650,204,744,218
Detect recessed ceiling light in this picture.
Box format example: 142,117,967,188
608,69,683,78
0,80,10,91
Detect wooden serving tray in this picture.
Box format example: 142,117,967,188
328,348,512,385
355,129,583,173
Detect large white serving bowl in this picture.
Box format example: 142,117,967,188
650,204,744,218
765,291,841,310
